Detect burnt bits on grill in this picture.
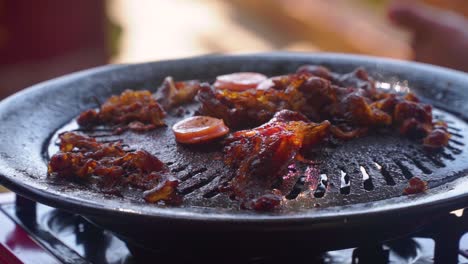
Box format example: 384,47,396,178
77,90,166,133
48,132,180,205
224,110,330,210
197,66,450,149
403,177,428,195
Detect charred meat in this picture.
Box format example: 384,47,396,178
223,110,330,209
48,132,180,204
198,66,450,148
77,89,166,133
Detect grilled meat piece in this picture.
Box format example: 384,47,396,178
223,110,330,210
77,90,166,132
197,82,283,128
198,65,450,148
423,121,450,149
403,177,428,195
156,76,202,110
48,132,180,204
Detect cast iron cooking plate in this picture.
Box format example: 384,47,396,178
1,53,468,252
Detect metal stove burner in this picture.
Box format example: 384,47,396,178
1,196,468,263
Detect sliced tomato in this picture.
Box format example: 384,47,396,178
172,116,230,144
214,72,267,91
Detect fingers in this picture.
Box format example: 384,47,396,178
387,1,443,33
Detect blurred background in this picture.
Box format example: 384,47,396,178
0,0,467,192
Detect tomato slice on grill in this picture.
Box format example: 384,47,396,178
172,116,230,144
214,72,267,91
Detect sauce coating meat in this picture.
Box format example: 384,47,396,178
198,66,450,149
48,132,180,205
77,90,166,133
223,110,330,210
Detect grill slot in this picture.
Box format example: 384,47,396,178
361,161,386,187
448,126,461,132
373,161,396,186
347,165,364,193
313,174,328,198
286,176,305,200
202,188,220,199
393,160,414,179
440,151,455,161
170,164,189,173
199,173,234,199
339,170,350,194
450,139,465,146
360,166,374,191
424,154,446,168
447,144,463,155
178,172,217,195
179,167,208,181
46,107,468,209
450,132,464,138
440,152,455,161
404,155,433,174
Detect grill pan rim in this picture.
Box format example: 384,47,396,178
2,170,468,224
0,52,468,224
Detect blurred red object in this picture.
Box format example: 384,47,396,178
0,0,109,99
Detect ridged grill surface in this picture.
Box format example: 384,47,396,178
48,105,468,210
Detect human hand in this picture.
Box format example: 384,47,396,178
388,1,468,72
